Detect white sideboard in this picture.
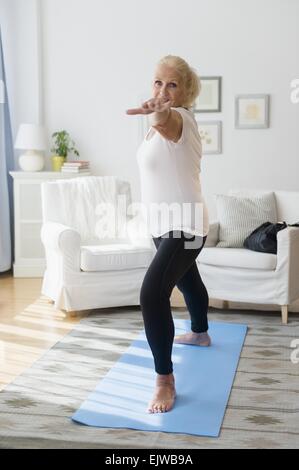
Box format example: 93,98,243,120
9,171,91,278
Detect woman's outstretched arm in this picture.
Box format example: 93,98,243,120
126,97,183,143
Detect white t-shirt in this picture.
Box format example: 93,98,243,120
136,107,209,238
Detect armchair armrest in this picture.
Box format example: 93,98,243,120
276,227,299,303
41,222,81,272
204,221,220,247
123,203,154,250
126,215,154,250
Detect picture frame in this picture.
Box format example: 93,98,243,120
235,94,270,129
193,76,222,113
197,120,222,154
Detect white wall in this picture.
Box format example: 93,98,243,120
40,0,299,217
0,0,18,139
0,0,41,163
3,0,298,215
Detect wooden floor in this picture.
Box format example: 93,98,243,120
0,271,190,392
0,270,82,392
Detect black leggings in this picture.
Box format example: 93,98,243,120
140,230,209,375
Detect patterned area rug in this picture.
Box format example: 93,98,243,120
0,304,299,449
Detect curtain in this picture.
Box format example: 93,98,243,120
0,26,15,273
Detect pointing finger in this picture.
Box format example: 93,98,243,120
126,108,144,115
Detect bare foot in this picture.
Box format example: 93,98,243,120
174,331,211,347
147,373,176,414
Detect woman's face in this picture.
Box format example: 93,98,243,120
152,64,185,108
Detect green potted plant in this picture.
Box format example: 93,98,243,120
51,130,80,171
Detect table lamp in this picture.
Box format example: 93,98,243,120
15,123,46,172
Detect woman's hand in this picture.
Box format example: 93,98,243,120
126,97,173,115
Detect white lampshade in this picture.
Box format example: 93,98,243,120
15,124,46,151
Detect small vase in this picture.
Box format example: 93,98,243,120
51,155,66,172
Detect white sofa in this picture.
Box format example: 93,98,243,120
196,189,299,324
41,179,299,324
40,176,155,313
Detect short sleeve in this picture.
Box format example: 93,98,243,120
171,107,195,145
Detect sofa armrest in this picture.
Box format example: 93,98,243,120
41,222,81,272
126,215,154,250
204,221,220,247
124,202,154,250
276,227,299,303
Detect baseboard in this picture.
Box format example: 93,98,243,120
13,264,46,278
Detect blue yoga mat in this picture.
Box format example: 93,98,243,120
72,319,247,437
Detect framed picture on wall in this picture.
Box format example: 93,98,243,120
235,94,270,129
197,120,222,154
193,76,222,112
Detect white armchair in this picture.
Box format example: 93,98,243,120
40,176,155,313
196,189,299,324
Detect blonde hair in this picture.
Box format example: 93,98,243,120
156,55,201,109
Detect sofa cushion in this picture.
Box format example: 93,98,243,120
197,247,277,270
215,193,277,248
80,243,154,272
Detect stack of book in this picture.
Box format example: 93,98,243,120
61,161,90,174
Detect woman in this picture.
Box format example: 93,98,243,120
126,55,211,414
